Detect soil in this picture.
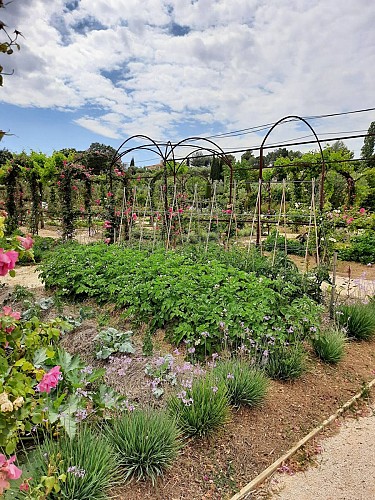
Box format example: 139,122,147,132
2,262,375,500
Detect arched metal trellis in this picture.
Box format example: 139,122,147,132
257,115,326,245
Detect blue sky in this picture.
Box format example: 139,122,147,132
1,0,374,165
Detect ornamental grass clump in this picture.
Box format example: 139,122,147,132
168,375,230,438
265,343,306,381
337,303,375,341
25,427,118,499
212,359,269,407
311,328,346,364
107,409,181,485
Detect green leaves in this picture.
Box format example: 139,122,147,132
95,327,135,359
40,243,322,355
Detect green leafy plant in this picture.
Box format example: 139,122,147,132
107,409,181,485
145,355,176,398
212,359,268,407
168,375,230,437
23,426,119,499
337,303,375,340
311,328,346,364
39,243,322,356
337,231,375,264
265,343,306,381
95,327,135,359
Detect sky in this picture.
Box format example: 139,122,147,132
1,0,374,166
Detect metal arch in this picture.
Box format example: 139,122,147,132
259,115,326,210
256,115,326,247
167,136,235,206
110,134,165,168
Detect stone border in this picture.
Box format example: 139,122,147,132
230,378,375,500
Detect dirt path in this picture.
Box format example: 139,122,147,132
1,265,43,288
268,403,375,499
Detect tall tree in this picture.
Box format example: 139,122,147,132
361,121,375,169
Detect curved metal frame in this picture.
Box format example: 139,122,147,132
257,115,326,245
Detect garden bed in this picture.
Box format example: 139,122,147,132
2,244,375,499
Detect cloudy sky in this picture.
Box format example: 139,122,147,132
1,0,374,164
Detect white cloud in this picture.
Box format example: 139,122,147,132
1,0,374,156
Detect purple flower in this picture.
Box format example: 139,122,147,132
188,347,195,354
263,315,270,321
75,409,88,422
211,386,218,393
310,326,317,332
227,373,234,380
201,331,210,338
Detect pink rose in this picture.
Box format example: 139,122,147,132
2,306,21,320
36,366,61,394
0,454,22,494
359,207,366,214
17,235,34,251
0,249,18,276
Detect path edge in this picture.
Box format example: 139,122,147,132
230,377,375,500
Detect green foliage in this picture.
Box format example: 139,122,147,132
107,409,181,485
263,231,306,256
311,328,346,364
337,232,375,264
94,327,134,359
39,243,322,356
24,427,119,499
17,236,58,264
145,355,176,398
0,313,65,453
265,343,306,381
212,359,268,407
168,375,230,437
337,303,375,340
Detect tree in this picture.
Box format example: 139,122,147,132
361,121,375,169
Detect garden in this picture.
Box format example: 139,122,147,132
0,137,375,499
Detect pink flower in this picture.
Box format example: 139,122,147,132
17,235,34,251
19,482,29,491
359,207,366,214
95,199,101,205
104,238,111,244
107,192,113,197
132,213,137,221
104,220,112,229
2,306,21,320
72,185,78,191
0,249,18,276
0,454,22,494
36,366,61,394
346,217,354,224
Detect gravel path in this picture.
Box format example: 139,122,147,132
270,404,375,499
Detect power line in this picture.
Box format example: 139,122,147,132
203,107,375,140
